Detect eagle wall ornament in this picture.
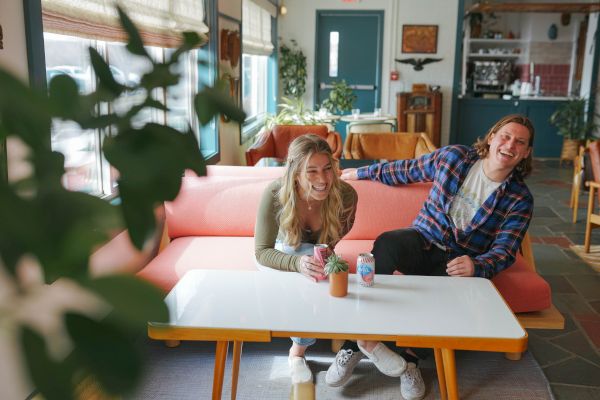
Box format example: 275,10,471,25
395,58,443,71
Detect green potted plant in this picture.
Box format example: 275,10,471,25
279,39,307,98
263,96,324,130
324,253,349,297
321,80,357,115
550,97,599,163
0,7,244,400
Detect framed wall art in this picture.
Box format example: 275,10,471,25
401,25,438,54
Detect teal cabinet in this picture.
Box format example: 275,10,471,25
454,98,566,157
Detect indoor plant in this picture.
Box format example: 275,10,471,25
263,96,324,130
550,97,598,163
324,253,349,297
279,39,307,98
320,80,357,115
0,7,244,400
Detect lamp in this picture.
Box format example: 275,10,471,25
279,1,287,16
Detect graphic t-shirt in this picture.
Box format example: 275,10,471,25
449,160,501,231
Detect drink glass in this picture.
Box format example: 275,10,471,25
351,108,360,119
374,107,382,117
313,244,329,281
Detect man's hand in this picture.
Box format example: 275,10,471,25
340,168,359,180
298,255,326,282
446,255,475,277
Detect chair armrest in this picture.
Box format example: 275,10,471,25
328,131,343,159
586,181,600,189
245,132,275,166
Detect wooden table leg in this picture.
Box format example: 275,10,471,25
434,348,448,400
213,341,229,400
441,348,459,400
231,341,243,400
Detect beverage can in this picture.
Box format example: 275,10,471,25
313,244,329,281
357,253,375,287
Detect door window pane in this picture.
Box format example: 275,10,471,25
329,31,339,77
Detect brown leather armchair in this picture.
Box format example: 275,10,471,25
245,125,343,166
343,132,437,160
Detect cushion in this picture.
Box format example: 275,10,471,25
137,236,258,292
344,181,431,240
166,177,272,239
491,254,551,313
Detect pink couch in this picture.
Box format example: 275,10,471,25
137,166,552,315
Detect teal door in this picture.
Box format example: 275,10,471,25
315,10,384,141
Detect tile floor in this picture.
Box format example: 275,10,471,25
527,159,600,399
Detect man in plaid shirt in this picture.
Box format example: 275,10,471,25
326,114,535,400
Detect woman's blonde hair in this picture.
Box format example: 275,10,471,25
473,114,535,178
277,134,350,248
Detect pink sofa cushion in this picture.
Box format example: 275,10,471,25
491,254,551,313
137,236,257,292
344,181,431,240
166,177,272,239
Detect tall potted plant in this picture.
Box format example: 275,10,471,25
0,7,244,400
550,97,598,163
279,39,307,98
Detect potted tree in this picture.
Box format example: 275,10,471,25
279,39,307,98
0,7,244,400
324,254,349,297
550,97,599,164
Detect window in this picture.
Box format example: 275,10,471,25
241,0,276,139
242,54,269,121
40,0,214,197
44,32,212,196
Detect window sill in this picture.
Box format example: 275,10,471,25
242,117,265,144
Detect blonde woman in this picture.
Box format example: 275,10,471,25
255,134,406,384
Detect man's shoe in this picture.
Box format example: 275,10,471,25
400,362,425,400
325,348,365,387
357,342,407,377
288,356,313,384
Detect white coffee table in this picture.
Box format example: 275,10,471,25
148,270,527,400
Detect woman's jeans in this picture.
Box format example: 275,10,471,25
272,242,318,349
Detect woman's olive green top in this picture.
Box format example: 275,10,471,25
254,179,358,272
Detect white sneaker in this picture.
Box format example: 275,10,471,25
325,348,365,387
400,362,425,400
288,356,312,384
357,342,407,377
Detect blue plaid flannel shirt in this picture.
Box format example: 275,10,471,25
357,145,533,278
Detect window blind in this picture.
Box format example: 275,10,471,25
242,0,274,56
42,0,209,48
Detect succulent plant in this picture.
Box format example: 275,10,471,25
324,253,349,275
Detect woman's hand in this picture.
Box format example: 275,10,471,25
340,168,359,181
446,255,475,277
298,255,326,282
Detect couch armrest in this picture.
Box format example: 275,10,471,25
415,133,438,158
519,232,536,272
245,132,275,166
328,131,343,159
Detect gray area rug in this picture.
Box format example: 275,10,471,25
130,338,553,399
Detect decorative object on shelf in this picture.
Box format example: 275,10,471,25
395,57,442,71
561,13,571,26
0,7,245,400
548,23,558,40
320,80,356,114
397,90,442,147
0,25,3,49
279,39,307,98
469,12,483,38
550,97,599,164
324,254,349,297
218,16,242,127
401,25,438,54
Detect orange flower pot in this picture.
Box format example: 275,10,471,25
329,271,348,297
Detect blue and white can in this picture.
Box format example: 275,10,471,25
357,253,375,287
